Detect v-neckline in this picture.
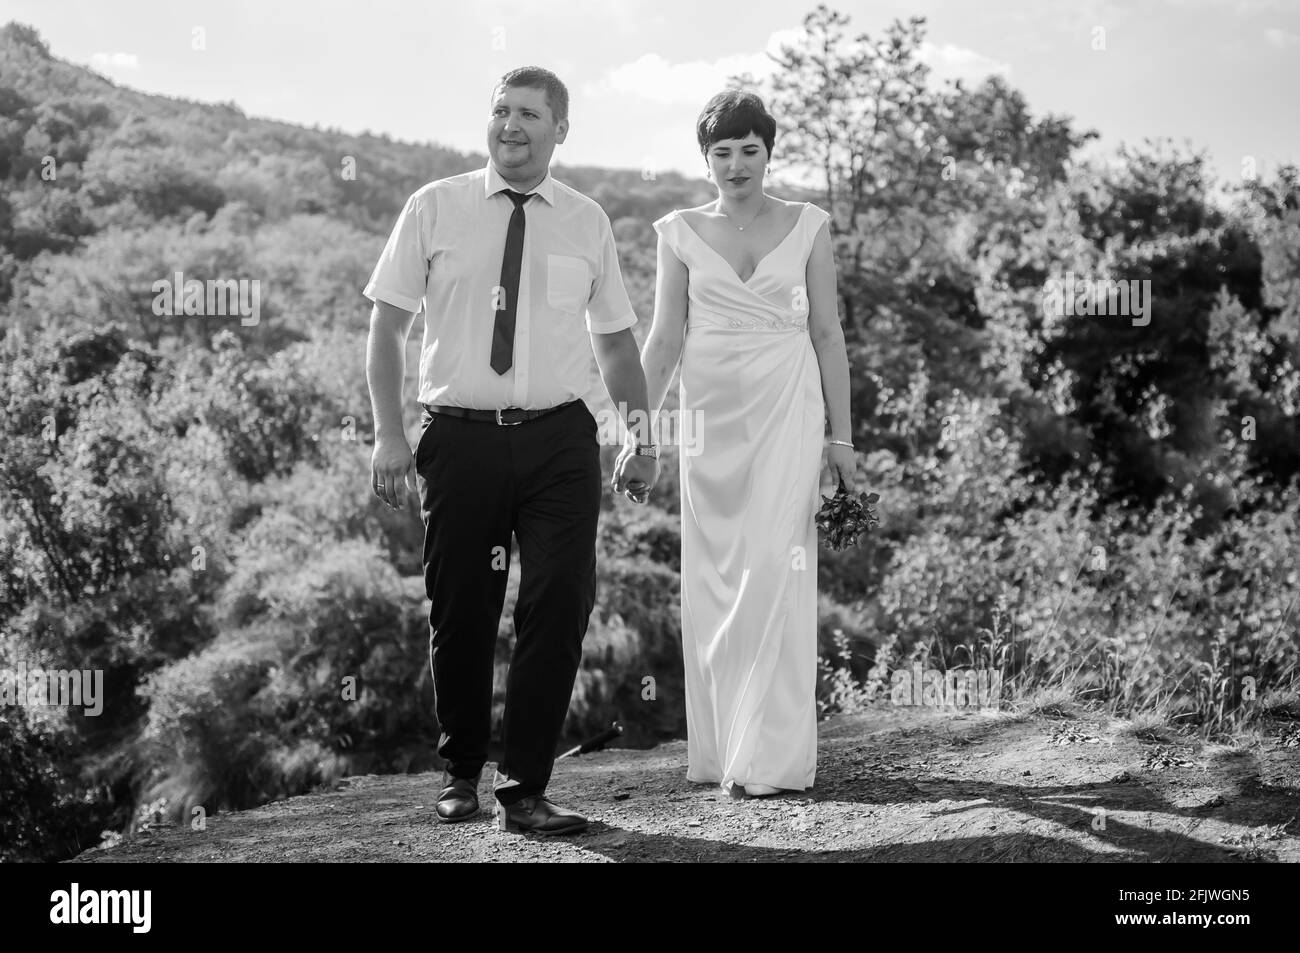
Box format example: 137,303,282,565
678,203,808,286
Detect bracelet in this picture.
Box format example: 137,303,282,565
828,439,854,449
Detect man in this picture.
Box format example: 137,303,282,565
364,67,659,835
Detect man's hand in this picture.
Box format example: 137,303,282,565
612,447,659,504
590,327,657,504
372,435,417,510
366,299,418,510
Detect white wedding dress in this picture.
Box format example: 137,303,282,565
652,202,830,794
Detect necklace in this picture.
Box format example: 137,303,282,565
719,195,768,231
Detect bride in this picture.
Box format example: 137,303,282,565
617,90,854,797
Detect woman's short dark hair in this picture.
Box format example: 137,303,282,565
493,66,569,124
696,89,776,159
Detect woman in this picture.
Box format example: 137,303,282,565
636,90,854,797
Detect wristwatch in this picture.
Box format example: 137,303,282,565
633,443,659,458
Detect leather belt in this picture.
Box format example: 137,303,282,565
422,399,578,426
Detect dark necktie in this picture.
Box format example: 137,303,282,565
492,190,531,375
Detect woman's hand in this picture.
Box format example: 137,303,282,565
826,442,856,492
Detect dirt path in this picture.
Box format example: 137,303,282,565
73,705,1300,863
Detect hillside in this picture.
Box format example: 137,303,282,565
73,706,1300,863
0,20,712,235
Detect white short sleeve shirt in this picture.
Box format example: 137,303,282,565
363,162,638,410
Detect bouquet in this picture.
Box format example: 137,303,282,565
815,481,880,551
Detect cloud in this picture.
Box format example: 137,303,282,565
583,53,760,105
583,28,806,105
90,52,140,71
586,28,1008,104
1263,26,1299,47
917,42,1012,85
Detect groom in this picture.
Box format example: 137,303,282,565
364,67,659,835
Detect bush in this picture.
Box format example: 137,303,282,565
0,708,105,862
137,542,436,822
569,555,684,745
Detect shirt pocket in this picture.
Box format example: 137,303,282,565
546,255,591,314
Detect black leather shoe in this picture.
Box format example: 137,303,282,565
494,795,589,836
435,773,480,823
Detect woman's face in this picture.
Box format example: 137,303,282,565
705,131,768,197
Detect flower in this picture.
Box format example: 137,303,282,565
815,483,880,551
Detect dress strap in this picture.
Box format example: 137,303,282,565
801,202,831,236
651,210,685,260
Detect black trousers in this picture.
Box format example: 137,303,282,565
414,399,600,806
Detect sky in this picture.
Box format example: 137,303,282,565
3,0,1298,186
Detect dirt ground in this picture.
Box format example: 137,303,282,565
73,704,1300,863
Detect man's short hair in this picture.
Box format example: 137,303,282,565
492,67,569,125
696,89,776,159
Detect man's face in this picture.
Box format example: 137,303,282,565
487,84,567,183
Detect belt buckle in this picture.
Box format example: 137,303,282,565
495,408,524,426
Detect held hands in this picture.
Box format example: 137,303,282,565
611,442,659,505
371,435,418,510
